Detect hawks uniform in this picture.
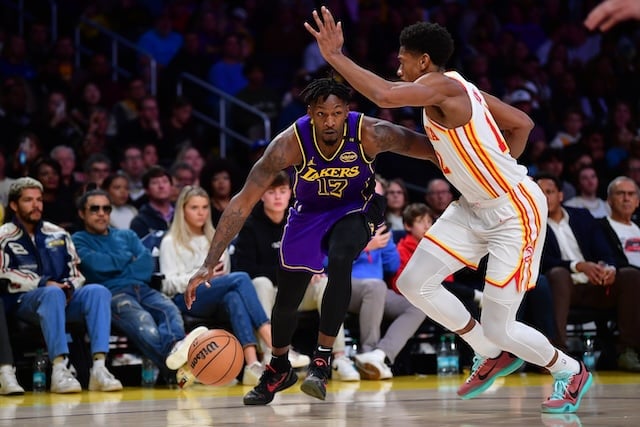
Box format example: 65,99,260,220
422,71,547,291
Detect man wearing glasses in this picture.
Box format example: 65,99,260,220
72,189,204,386
0,177,123,393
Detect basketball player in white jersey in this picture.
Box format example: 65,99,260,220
306,7,592,414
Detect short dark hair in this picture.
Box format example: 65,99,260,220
402,203,433,227
300,78,351,105
533,172,562,191
76,189,110,211
399,22,454,68
142,165,171,189
269,170,290,189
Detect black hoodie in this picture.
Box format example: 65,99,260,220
231,201,285,284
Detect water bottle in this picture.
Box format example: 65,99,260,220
437,335,450,376
33,349,47,392
447,334,460,374
582,334,596,371
141,357,156,387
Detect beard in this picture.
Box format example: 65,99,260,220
20,210,42,225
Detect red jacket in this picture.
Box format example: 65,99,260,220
391,234,453,294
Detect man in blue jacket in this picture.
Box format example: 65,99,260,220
535,173,640,370
72,189,206,386
0,178,122,393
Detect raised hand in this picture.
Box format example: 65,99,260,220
303,6,344,61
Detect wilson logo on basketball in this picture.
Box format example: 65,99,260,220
339,151,357,162
189,341,220,369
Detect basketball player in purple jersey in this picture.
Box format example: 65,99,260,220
185,78,437,405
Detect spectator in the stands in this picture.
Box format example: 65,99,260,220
101,172,137,230
118,145,146,205
0,34,36,81
84,153,112,189
424,178,454,221
137,12,183,67
130,165,174,239
29,157,77,231
385,178,410,232
200,158,237,227
207,33,248,98
564,165,610,218
50,145,84,198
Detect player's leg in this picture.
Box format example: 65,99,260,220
301,213,371,400
244,268,311,405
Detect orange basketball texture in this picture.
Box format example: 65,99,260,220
188,329,244,385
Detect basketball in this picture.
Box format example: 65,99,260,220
188,329,244,386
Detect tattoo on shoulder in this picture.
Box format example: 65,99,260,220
371,122,411,152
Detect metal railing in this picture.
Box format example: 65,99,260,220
177,72,272,159
74,17,157,95
0,0,58,40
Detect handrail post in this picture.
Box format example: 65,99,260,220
219,98,227,158
149,60,157,96
18,0,24,36
112,39,118,82
74,26,81,68
50,1,58,41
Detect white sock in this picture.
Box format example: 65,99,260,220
547,349,580,375
460,322,502,359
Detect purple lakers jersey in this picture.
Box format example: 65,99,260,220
280,111,376,273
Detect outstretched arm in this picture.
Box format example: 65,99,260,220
304,7,444,108
481,91,533,159
362,116,437,164
584,0,640,31
184,130,300,308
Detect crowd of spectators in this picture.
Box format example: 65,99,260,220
2,0,640,393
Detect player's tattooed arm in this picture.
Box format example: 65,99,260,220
203,131,300,267
364,117,437,164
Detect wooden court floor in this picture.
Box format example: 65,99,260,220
1,371,638,426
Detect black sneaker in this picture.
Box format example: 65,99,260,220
243,364,297,405
300,358,330,400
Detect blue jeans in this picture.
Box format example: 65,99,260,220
111,285,185,370
16,284,112,358
172,272,269,347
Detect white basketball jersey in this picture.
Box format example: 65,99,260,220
422,71,528,202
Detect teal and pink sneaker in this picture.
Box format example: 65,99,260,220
541,362,593,413
457,351,524,399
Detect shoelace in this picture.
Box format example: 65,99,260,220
465,355,487,383
549,373,572,400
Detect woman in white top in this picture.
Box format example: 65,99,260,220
159,185,271,385
102,173,138,229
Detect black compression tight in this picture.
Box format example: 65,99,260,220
271,213,371,348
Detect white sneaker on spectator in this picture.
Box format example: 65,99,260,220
289,350,310,368
89,365,123,391
332,355,360,381
0,365,24,395
51,361,82,393
242,361,264,386
355,349,393,380
166,326,209,370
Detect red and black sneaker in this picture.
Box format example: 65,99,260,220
243,364,298,406
300,357,330,400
